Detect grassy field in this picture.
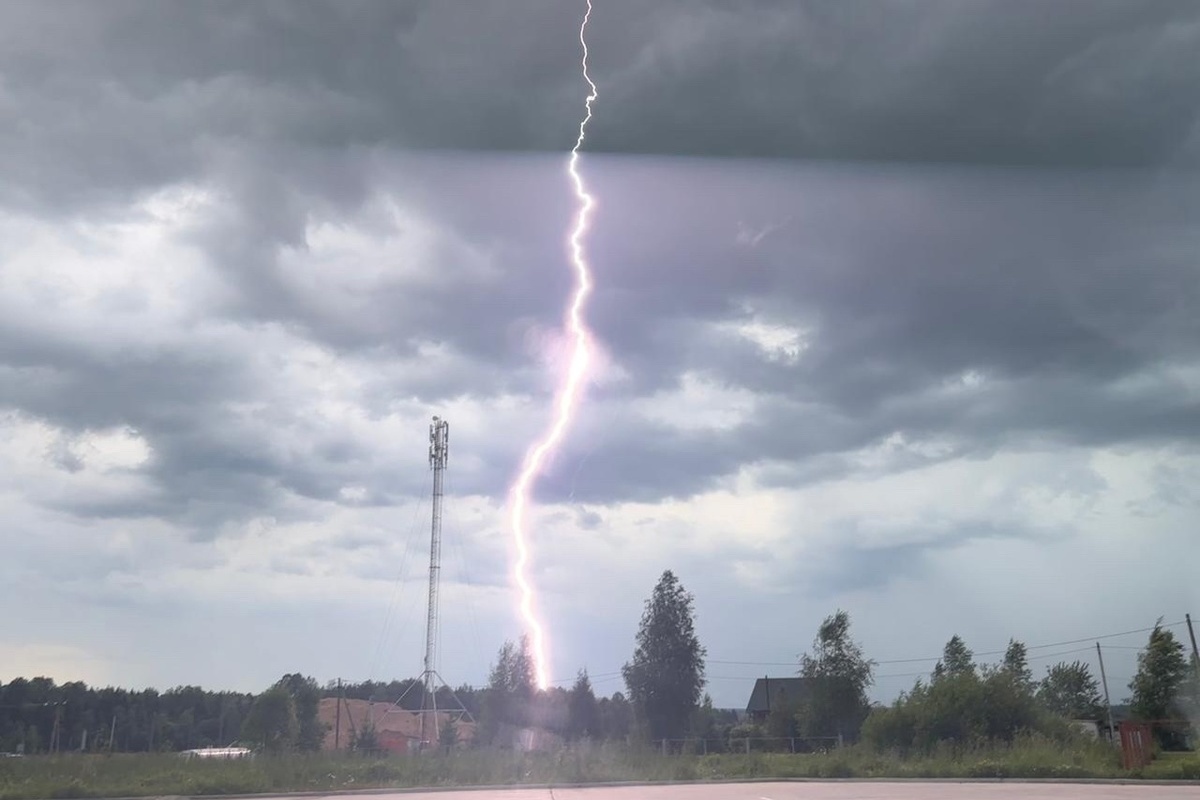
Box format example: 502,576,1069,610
0,738,1196,799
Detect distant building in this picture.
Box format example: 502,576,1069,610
317,698,475,754
1071,704,1132,744
179,747,253,760
745,677,810,722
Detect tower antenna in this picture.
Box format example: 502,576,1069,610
389,415,473,749
422,415,448,743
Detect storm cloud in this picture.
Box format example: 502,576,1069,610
1,0,1198,704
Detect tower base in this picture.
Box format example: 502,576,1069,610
387,669,474,748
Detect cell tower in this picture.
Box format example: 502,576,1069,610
391,415,472,748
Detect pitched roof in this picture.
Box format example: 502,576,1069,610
746,677,811,714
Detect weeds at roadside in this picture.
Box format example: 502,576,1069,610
0,735,1174,800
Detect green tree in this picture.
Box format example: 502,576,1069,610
1038,661,1103,720
241,686,298,753
622,570,707,741
766,689,800,740
1129,621,1191,749
477,637,537,743
567,670,599,741
1001,639,1034,693
795,610,875,742
438,717,458,749
691,695,737,750
352,721,380,753
0,677,257,755
273,674,326,751
935,635,975,680
596,692,633,741
1181,656,1200,742
862,667,1042,754
488,637,535,700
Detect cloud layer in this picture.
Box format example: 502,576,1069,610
1,1,1198,705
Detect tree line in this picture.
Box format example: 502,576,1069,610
2,569,1197,754
471,571,1199,752
861,622,1200,751
0,679,256,754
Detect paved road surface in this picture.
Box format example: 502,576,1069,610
271,782,1200,800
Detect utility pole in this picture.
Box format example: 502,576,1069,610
109,715,117,753
50,703,62,754
1186,614,1200,681
1097,642,1115,740
421,415,449,747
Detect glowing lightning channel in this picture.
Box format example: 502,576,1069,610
508,0,598,691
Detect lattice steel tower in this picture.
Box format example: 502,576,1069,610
421,415,448,743
389,416,472,748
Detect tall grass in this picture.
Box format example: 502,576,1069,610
0,735,1167,799
680,733,1123,781
1141,752,1200,780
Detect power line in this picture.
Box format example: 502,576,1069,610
1026,645,1097,663
443,467,485,676
548,670,623,687
713,647,1113,685
1018,621,1185,653
570,629,1171,693
707,640,1159,686
869,646,1095,681
707,620,1183,670
873,671,939,681
587,673,625,686
368,487,428,682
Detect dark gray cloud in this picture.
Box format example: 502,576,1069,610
1,0,1197,219
509,160,1200,504
3,152,1199,525
588,0,1200,166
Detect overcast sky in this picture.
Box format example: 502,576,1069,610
2,0,1199,708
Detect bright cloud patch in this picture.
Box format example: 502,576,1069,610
68,427,152,472
0,414,155,512
717,311,810,364
634,371,757,432
0,186,222,342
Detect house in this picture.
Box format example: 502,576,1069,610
317,698,475,753
745,677,810,722
1070,704,1133,744
1096,704,1132,742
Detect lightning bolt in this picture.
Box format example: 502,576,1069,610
507,0,598,691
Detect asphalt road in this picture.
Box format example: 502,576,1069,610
273,782,1200,800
